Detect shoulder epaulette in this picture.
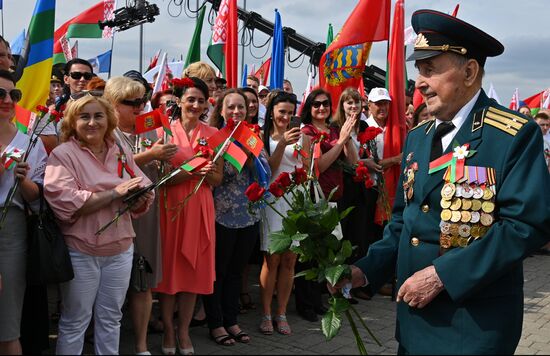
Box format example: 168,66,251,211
409,118,434,133
483,106,528,136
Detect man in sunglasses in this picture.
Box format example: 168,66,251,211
37,59,95,153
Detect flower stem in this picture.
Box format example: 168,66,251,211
350,304,382,347
345,309,368,355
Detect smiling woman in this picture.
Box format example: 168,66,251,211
44,94,154,355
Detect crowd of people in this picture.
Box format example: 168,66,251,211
0,7,549,355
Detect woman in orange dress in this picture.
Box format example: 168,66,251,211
154,77,223,355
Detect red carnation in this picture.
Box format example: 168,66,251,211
225,118,237,130
50,110,63,123
245,182,266,202
196,145,213,158
36,105,49,115
269,181,285,198
364,177,374,189
361,127,383,141
248,123,261,134
292,166,308,185
353,162,370,183
172,77,195,88
276,172,292,190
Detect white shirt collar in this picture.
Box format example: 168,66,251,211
366,115,385,131
435,89,481,131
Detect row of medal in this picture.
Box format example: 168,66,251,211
439,167,497,250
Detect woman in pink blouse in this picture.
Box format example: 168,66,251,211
44,94,154,355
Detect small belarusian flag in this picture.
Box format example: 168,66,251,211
14,105,33,134
135,109,172,136
223,141,248,172
232,123,263,157
182,156,208,172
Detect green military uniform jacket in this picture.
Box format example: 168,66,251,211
356,90,550,354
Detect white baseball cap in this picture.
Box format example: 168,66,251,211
258,85,269,93
368,87,392,102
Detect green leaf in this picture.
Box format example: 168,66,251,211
321,310,342,341
329,295,351,313
340,240,353,259
325,265,346,286
339,206,354,220
268,231,292,254
327,186,340,202
291,233,309,241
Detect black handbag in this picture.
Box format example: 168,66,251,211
129,239,153,292
26,185,74,286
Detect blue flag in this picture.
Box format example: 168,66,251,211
10,29,26,56
241,64,248,88
88,50,112,74
270,9,284,90
0,0,3,10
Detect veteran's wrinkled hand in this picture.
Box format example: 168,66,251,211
397,265,445,309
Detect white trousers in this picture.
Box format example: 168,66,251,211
56,245,133,355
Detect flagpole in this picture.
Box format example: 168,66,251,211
1,7,4,37
139,24,144,73
108,33,115,79
240,0,246,80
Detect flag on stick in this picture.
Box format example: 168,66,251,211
16,0,55,112
319,0,390,109
14,105,34,134
509,88,519,111
253,58,271,86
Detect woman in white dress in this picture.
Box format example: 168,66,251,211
258,90,310,336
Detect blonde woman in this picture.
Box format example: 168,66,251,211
44,93,154,355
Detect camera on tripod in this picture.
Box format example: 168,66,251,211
98,0,160,32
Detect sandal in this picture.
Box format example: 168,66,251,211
239,293,256,310
209,330,235,346
274,314,292,335
227,328,250,344
259,315,273,335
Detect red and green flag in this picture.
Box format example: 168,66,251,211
207,124,248,172
182,156,208,172
207,0,238,87
135,109,172,136
53,0,115,65
14,105,34,134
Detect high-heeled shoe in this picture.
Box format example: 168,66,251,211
161,333,176,355
177,334,195,355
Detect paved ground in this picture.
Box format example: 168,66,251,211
46,254,550,355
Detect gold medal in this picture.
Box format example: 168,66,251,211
461,211,472,223
458,237,469,248
458,224,471,237
461,199,472,210
471,199,482,211
471,225,481,239
480,213,494,226
450,236,459,247
482,188,494,200
449,223,460,237
451,211,462,223
440,199,452,209
440,209,453,221
472,186,484,199
470,211,481,223
440,234,452,249
449,197,462,211
481,201,495,213
407,187,414,200
441,183,456,200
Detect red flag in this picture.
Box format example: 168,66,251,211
135,109,165,134
451,4,460,17
233,123,264,157
14,105,33,134
148,50,161,71
319,0,391,109
182,156,208,172
376,0,406,224
254,58,271,86
225,0,238,88
224,141,248,172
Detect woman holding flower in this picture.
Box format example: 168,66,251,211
205,89,270,346
154,77,222,355
297,88,358,321
44,93,154,355
0,70,47,355
259,90,310,335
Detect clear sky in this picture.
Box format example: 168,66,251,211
3,0,549,104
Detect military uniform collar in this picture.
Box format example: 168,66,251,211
434,89,481,134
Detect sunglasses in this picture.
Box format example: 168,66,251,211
69,71,94,80
69,90,103,101
0,88,22,102
121,98,146,108
312,100,330,109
